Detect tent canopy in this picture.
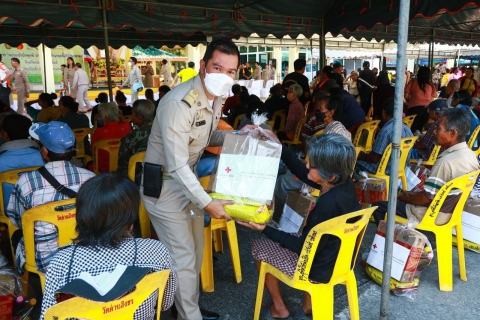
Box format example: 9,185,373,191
2,0,480,48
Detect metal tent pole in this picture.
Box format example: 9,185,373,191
379,0,410,317
102,0,114,101
41,27,47,93
320,19,326,69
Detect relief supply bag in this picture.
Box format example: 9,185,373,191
211,113,281,223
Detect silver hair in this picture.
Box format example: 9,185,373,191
288,84,303,98
442,108,471,142
447,79,460,90
306,133,356,186
132,99,155,123
98,102,119,122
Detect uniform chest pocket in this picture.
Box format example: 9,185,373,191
188,125,209,152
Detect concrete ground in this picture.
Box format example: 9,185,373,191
26,218,480,319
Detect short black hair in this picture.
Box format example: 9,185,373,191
203,38,240,67
232,84,241,95
270,84,283,95
11,58,20,64
325,95,345,122
59,96,79,113
130,57,137,64
455,90,473,106
61,64,67,68
363,61,370,68
96,92,108,104
75,63,82,68
74,173,139,248
188,61,195,68
39,92,57,106
382,98,395,116
115,91,127,103
158,85,171,94
162,59,167,65
293,59,306,71
47,149,75,161
239,90,250,104
3,114,32,140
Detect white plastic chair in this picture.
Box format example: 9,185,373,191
260,80,275,98
248,80,264,97
237,80,246,87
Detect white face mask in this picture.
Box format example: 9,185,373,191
203,71,234,97
128,62,132,66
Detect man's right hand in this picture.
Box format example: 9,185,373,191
204,199,234,220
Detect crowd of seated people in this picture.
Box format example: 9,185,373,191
2,61,480,320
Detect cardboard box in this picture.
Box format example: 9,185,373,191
213,132,281,204
452,198,480,244
355,177,387,207
367,221,426,282
277,191,317,233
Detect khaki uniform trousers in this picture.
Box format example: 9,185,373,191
130,89,139,104
76,85,91,112
16,88,27,114
141,179,204,320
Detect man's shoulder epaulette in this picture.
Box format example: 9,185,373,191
181,89,199,108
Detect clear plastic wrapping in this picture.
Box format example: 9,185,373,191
210,113,281,223
364,222,434,300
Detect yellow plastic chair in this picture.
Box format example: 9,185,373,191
22,198,77,291
393,170,480,291
199,176,242,292
402,114,416,128
233,114,245,129
127,151,151,239
282,118,306,147
44,270,170,319
72,127,92,159
352,120,380,153
467,125,480,149
304,101,310,116
410,145,441,167
253,207,376,320
92,138,121,174
270,110,286,132
367,136,418,199
0,167,40,227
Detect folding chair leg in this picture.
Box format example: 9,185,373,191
454,226,467,282
345,272,360,320
213,229,223,253
435,231,454,291
200,226,214,292
253,263,267,320
225,220,242,283
311,286,334,319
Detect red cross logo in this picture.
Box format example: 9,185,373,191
225,167,232,174
373,244,377,249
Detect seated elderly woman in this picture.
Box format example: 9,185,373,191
239,133,359,320
40,173,177,319
90,101,131,173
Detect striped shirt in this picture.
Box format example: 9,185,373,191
356,119,413,174
6,161,95,274
324,121,351,141
407,142,479,224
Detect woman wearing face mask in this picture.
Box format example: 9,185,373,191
159,59,173,87
315,95,351,141
120,57,142,103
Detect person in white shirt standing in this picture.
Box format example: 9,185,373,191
72,63,91,113
121,57,142,103
0,54,12,108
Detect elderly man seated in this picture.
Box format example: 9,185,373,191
439,79,460,107
6,121,95,274
117,99,155,182
355,98,413,175
372,108,480,225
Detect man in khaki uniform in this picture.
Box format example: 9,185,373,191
11,58,30,115
141,38,239,320
72,63,91,113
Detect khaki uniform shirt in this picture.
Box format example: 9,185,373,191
407,142,479,225
12,68,30,93
73,68,89,88
144,75,226,209
254,66,262,80
63,67,75,86
268,67,276,80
